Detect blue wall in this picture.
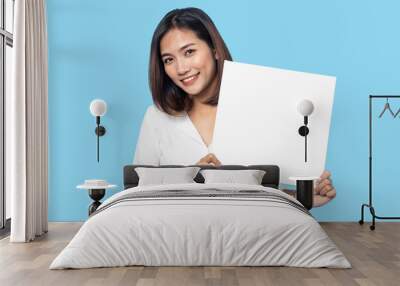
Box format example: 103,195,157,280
47,0,400,221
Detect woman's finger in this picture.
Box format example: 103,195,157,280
316,184,330,196
208,156,220,166
326,189,336,198
196,153,222,166
318,179,331,189
206,153,221,166
314,179,329,194
320,170,331,180
197,157,211,166
320,184,333,196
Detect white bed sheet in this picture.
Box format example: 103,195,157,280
50,183,350,269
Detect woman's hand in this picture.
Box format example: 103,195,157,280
196,153,221,166
313,170,336,207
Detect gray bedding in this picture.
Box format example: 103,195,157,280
50,183,350,269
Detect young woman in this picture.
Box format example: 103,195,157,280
134,7,336,207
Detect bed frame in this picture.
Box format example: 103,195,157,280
123,165,280,189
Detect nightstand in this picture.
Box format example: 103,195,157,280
77,180,117,216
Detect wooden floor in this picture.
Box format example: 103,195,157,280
0,222,399,286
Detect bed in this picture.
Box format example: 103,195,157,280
50,165,350,269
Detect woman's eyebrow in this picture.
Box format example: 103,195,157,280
161,43,196,57
179,43,196,51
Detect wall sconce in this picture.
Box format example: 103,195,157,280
297,99,314,162
89,99,107,162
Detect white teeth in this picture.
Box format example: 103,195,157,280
182,75,197,82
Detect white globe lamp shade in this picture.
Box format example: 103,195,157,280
90,99,107,117
297,99,314,116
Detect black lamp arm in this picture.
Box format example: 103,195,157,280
298,116,310,162
94,116,106,162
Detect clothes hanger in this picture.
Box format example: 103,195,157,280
393,107,400,118
379,97,395,118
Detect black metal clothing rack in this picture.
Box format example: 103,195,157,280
359,95,400,230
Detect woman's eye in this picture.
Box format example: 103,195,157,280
185,49,195,56
163,58,173,64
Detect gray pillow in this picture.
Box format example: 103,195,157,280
200,169,266,185
135,167,201,186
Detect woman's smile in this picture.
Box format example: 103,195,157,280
181,73,200,86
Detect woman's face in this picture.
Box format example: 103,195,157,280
160,28,218,99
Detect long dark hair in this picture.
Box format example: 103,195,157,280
149,7,232,115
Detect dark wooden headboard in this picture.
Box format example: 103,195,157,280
123,165,280,189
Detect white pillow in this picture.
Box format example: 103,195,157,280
200,169,266,185
135,167,201,186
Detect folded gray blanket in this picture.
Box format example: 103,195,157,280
91,189,311,217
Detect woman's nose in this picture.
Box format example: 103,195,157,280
176,59,190,75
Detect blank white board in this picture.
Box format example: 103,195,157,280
213,61,336,185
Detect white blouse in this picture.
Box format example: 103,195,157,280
133,105,214,165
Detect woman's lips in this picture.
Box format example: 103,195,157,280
181,73,199,86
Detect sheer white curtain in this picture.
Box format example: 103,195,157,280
8,0,48,242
